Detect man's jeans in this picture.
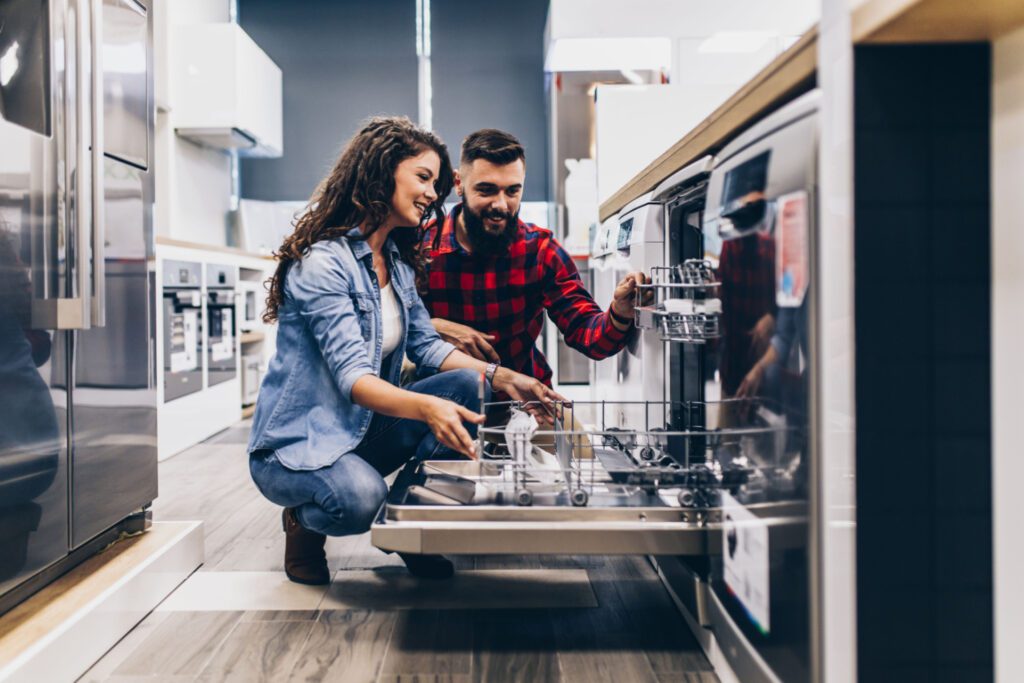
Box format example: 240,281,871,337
249,368,486,536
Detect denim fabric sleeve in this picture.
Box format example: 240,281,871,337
287,245,375,400
769,305,800,364
404,289,456,376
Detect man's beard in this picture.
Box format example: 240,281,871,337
461,203,519,256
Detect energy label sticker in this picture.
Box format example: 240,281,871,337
775,190,809,308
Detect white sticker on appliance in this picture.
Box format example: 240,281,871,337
775,190,809,308
722,491,771,634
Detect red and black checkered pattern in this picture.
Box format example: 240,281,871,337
421,204,630,386
716,233,777,395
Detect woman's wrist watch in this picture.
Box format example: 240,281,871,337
484,362,500,386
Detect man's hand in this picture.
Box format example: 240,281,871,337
610,272,651,325
748,313,775,357
432,318,500,363
735,363,765,400
492,367,567,425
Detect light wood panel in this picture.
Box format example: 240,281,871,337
598,27,818,222
853,0,1024,43
0,522,195,669
156,235,274,261
240,331,265,344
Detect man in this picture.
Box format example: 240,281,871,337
421,129,647,393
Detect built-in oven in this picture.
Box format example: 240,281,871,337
236,279,262,332
162,260,202,402
205,263,237,387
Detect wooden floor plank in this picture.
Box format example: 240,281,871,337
242,610,320,622
196,619,316,681
597,557,714,674
286,610,397,683
654,673,721,682
380,610,474,678
112,611,243,676
471,609,560,683
550,559,661,683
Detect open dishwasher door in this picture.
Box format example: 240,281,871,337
371,400,805,558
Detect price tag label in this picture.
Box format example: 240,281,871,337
775,190,809,308
722,492,771,634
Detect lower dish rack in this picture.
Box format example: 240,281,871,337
371,399,807,556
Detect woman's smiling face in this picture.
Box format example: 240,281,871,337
389,149,441,228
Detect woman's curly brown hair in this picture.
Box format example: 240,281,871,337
263,116,453,323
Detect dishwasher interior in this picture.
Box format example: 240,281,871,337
373,397,804,558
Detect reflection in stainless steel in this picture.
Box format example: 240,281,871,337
0,0,51,136
0,228,63,585
0,0,157,601
0,0,70,597
101,0,149,168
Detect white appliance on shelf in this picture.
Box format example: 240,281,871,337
602,190,668,431
172,23,283,156
241,353,262,406
236,279,263,332
589,214,621,409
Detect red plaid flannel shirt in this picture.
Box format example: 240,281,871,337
716,233,777,395
421,204,631,387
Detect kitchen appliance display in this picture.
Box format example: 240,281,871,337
204,263,238,388
162,260,203,402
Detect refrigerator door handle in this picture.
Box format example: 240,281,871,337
23,0,92,331
90,0,106,327
68,0,94,329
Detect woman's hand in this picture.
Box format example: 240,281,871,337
417,396,485,459
492,368,567,424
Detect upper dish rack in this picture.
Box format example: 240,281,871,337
634,260,721,343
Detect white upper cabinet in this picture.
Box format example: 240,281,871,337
171,24,282,157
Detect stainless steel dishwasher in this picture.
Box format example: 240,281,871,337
373,91,823,683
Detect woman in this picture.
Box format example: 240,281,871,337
248,117,558,584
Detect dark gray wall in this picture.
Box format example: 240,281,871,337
238,0,550,203
238,0,419,201
431,0,550,202
855,44,992,682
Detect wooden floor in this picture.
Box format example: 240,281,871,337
79,420,718,683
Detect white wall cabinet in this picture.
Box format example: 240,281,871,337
172,24,283,157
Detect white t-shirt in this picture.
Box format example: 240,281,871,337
379,281,403,358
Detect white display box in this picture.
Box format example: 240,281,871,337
172,24,283,157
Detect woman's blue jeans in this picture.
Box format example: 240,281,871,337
249,368,486,537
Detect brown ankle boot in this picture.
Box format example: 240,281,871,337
282,507,330,585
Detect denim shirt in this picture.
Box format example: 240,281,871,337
247,232,456,470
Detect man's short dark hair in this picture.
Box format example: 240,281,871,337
460,129,525,167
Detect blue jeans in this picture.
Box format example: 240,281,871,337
249,368,487,537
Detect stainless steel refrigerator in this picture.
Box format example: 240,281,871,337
0,0,157,611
